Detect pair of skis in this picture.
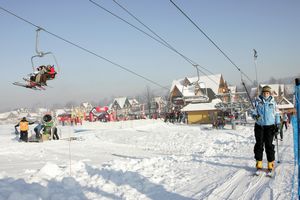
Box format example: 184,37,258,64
255,168,274,178
13,78,46,90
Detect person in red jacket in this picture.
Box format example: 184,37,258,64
46,65,57,80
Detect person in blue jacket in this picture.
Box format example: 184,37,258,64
252,85,280,174
34,121,44,139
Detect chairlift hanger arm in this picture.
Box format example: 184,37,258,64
35,28,44,56
192,64,200,83
31,28,60,73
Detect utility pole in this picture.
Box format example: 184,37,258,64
229,90,236,130
253,49,259,95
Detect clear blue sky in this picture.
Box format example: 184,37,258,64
0,0,299,111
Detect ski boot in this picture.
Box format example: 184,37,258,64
255,160,263,176
266,161,274,177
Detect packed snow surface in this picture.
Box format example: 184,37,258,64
0,119,296,200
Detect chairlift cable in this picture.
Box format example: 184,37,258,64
111,0,214,76
169,0,254,85
42,29,169,90
170,0,256,107
90,0,218,85
0,5,169,91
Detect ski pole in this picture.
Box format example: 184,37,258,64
276,131,280,163
242,80,255,110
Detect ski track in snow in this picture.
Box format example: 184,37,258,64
0,119,296,200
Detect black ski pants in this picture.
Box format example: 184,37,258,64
52,127,59,140
254,123,275,162
282,121,288,130
34,127,41,139
20,131,28,142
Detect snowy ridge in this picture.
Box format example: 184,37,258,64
0,119,295,199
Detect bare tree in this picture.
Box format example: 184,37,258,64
65,101,78,109
146,86,152,117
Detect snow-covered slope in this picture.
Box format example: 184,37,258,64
0,119,295,200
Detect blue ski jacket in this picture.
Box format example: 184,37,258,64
253,95,280,126
34,123,44,133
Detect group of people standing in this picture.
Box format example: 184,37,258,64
15,115,59,142
164,110,187,123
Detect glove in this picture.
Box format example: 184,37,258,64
251,110,260,120
14,127,19,135
254,114,260,121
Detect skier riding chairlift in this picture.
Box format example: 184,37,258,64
30,65,57,84
13,28,59,90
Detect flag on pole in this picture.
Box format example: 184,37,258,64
253,49,258,60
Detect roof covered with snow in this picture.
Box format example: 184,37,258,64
276,96,294,110
181,99,222,111
129,99,139,106
113,97,131,109
170,74,223,96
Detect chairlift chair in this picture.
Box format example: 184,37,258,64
186,64,209,103
31,28,60,76
13,28,59,90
